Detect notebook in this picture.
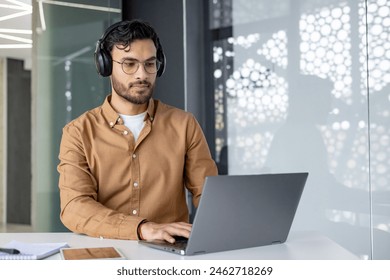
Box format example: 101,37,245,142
0,240,69,260
139,172,308,255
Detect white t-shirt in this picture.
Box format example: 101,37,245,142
119,111,147,142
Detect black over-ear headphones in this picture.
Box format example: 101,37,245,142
94,20,166,77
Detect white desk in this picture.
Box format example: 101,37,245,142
0,231,358,260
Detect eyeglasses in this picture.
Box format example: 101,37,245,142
112,59,161,75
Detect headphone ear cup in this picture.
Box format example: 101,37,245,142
156,48,166,77
94,40,112,77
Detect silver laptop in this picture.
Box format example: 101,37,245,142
139,172,308,255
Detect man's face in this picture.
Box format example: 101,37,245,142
110,39,158,105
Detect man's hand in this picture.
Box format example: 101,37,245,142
138,221,192,243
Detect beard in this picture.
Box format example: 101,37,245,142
112,76,154,105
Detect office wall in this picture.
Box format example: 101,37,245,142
0,58,32,226
6,58,31,224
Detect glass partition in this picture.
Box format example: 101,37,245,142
367,0,390,259
32,0,121,231
209,0,389,259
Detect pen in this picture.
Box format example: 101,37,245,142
0,248,20,254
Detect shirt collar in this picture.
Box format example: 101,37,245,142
146,97,155,122
102,95,156,128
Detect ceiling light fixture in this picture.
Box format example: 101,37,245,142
0,9,31,22
0,0,32,49
0,44,31,48
37,0,121,13
0,28,32,34
0,33,32,43
6,0,31,8
0,3,28,9
38,0,46,31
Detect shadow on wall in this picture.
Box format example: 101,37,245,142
263,75,390,259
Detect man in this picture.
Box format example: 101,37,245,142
58,20,217,243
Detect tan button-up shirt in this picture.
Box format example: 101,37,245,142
58,95,218,240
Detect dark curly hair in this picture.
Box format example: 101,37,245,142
103,19,162,54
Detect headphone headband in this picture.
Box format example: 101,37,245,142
94,20,166,77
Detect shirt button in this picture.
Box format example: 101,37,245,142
109,121,114,127
132,154,137,159
132,210,137,215
133,182,139,188
123,130,128,135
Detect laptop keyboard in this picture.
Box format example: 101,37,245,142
168,237,188,250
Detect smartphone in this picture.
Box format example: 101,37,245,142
60,247,126,260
